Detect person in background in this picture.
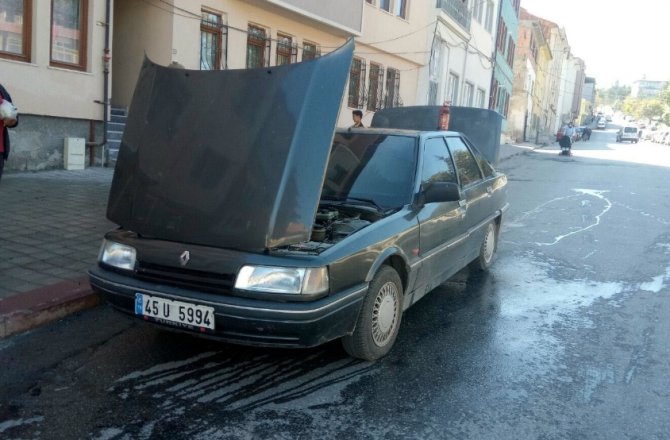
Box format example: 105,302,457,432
351,109,364,128
0,83,18,183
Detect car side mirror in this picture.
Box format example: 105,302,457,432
422,181,461,204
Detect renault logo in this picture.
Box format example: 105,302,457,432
179,251,190,267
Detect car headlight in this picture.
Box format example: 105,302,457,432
235,265,329,295
99,239,137,271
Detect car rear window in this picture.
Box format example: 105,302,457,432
624,127,637,133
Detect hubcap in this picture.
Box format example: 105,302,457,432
483,225,496,263
372,281,399,347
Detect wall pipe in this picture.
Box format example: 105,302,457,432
87,0,111,167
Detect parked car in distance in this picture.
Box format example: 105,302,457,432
596,119,607,129
88,41,509,361
616,126,639,143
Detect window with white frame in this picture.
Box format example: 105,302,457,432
463,82,474,107
447,72,459,104
394,0,408,19
379,0,391,12
473,0,483,24
485,0,494,33
476,87,486,108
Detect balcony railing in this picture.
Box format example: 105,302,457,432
436,0,471,31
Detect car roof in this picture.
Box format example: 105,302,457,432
336,127,466,137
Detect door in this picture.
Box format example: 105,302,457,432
445,136,489,260
415,136,467,298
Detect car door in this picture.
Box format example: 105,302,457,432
444,136,488,261
414,136,467,300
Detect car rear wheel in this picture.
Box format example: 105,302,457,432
342,265,403,361
470,221,498,272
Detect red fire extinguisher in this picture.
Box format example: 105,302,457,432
438,101,451,130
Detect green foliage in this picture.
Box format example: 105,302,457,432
621,97,667,120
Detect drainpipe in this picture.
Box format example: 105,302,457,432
88,0,111,167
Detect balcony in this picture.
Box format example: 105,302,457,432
436,0,471,31
264,0,364,35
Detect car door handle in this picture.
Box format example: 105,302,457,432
458,199,467,208
486,186,493,195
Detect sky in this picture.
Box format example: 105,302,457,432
520,0,670,88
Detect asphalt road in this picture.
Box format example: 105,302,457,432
2,122,670,439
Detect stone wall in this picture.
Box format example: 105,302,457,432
4,115,105,172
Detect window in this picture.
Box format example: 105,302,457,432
0,0,32,61
380,0,390,12
384,67,400,108
50,0,88,70
200,11,226,70
325,133,417,209
367,63,384,111
348,57,366,108
463,82,474,107
422,137,456,185
463,137,494,178
506,36,515,67
447,72,459,104
276,33,296,65
366,0,375,4
302,41,320,61
484,0,494,33
246,24,269,68
473,0,483,24
394,0,408,19
476,88,486,108
445,137,482,186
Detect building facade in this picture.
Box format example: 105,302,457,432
418,0,499,111
2,0,510,173
0,0,109,171
489,0,520,131
631,79,667,98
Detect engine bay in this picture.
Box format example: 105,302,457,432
278,205,383,254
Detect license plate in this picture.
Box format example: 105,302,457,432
135,293,215,330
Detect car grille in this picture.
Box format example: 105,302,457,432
135,261,236,294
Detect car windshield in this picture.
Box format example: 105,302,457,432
322,133,417,209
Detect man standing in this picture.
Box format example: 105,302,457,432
0,83,18,182
351,109,364,128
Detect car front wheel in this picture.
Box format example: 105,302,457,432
342,265,403,361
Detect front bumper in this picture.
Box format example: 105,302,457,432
89,266,366,348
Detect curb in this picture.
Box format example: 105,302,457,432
0,277,100,339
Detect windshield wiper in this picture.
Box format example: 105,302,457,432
321,195,384,212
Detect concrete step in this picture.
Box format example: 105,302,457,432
110,114,127,124
108,121,125,132
107,130,123,141
110,107,127,117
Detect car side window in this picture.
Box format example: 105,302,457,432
463,137,495,178
421,137,456,185
445,137,483,187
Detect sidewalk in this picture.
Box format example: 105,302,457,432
0,168,115,338
0,142,542,339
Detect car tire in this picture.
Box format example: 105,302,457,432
342,265,403,361
469,221,498,272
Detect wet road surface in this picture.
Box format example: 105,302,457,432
2,125,670,439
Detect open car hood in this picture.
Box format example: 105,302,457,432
107,39,354,252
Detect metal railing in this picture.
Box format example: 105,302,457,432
436,0,471,31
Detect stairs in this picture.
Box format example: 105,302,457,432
107,107,127,165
